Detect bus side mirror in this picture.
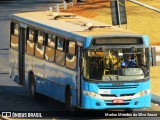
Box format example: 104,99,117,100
150,47,156,66
79,57,84,74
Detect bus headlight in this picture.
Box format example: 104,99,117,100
138,89,150,96
83,90,97,97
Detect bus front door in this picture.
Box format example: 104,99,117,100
77,46,83,107
18,23,26,85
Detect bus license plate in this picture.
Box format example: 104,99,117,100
112,99,124,104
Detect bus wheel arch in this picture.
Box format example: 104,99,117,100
65,85,74,111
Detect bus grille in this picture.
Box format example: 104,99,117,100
100,93,135,97
97,84,138,89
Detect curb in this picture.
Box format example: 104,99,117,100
151,94,160,105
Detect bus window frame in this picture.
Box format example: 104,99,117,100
57,36,65,51
55,36,66,66
45,33,56,62
65,40,77,70
34,30,45,59
15,22,79,70
26,27,35,56
10,21,19,50
46,33,56,48
55,49,65,66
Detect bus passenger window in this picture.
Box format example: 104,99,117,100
26,40,34,55
55,50,65,66
10,22,19,49
66,54,77,70
28,28,34,41
37,31,45,44
45,47,55,62
35,30,45,59
68,41,76,54
45,34,56,62
55,36,65,66
35,44,44,59
13,23,19,36
57,37,64,51
65,41,77,70
26,27,35,55
47,34,55,48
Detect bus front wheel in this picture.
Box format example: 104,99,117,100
29,73,38,100
65,88,74,111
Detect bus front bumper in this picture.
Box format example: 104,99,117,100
81,94,151,110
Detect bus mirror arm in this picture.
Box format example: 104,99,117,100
79,57,83,74
79,57,83,68
151,47,156,66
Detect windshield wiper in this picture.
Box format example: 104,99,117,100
115,75,118,81
102,75,112,81
109,76,112,81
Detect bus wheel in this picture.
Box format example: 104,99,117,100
65,88,74,111
29,73,37,100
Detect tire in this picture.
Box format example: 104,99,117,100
29,73,38,100
65,88,74,111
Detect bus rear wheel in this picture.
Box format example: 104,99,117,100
29,73,38,100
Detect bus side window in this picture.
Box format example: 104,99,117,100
35,30,45,59
26,27,35,55
45,33,56,62
55,36,65,66
65,41,77,70
10,22,19,49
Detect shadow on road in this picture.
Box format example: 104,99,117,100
0,85,130,118
0,85,66,111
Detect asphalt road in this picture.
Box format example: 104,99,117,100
0,0,160,119
0,0,66,119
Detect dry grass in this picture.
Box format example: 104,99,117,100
150,67,160,96
64,0,160,45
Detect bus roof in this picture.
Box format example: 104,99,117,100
11,11,140,42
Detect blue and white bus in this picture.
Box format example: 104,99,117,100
9,11,150,111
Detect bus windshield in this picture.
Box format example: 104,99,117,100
83,47,150,81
